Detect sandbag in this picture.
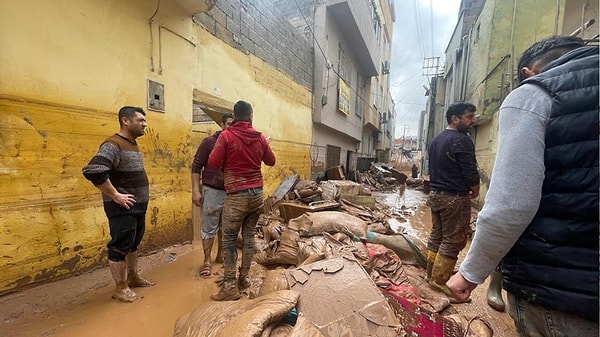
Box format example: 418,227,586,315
261,323,293,337
296,240,322,266
288,211,368,239
262,222,282,243
173,290,299,337
287,316,327,337
258,269,290,297
254,229,300,266
365,231,426,268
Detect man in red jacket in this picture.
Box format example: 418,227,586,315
208,100,276,301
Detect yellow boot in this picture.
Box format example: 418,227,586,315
425,250,437,282
429,255,457,296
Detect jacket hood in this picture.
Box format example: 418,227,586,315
227,121,262,145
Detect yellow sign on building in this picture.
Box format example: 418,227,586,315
338,78,351,115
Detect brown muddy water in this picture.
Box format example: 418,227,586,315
0,188,518,337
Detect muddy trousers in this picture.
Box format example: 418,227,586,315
107,213,146,261
426,194,471,260
221,189,264,282
426,194,471,290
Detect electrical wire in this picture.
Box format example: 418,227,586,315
412,0,426,60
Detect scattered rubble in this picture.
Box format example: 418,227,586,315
175,167,493,337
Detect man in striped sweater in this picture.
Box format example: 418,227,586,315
83,106,154,302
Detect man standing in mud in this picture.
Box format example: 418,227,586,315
425,102,480,299
82,106,155,302
447,36,599,336
208,100,276,301
191,113,234,278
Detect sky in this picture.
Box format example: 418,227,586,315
390,0,462,138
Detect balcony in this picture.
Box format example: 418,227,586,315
363,106,380,131
327,0,381,77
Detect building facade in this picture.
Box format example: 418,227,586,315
0,0,314,294
277,0,396,179
423,0,598,205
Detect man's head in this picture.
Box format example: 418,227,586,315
221,112,234,130
233,100,253,122
118,106,147,139
446,102,477,132
517,35,585,82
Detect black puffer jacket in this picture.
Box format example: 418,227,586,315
501,46,599,322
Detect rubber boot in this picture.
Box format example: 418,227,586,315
210,279,241,301
126,251,156,287
238,266,250,290
425,250,437,282
109,260,143,302
487,270,505,311
429,254,470,303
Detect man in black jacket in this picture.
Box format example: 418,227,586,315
425,102,480,299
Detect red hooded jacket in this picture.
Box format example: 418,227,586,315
207,121,275,193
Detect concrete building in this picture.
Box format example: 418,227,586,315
0,0,314,294
418,0,484,177
277,0,396,179
424,0,598,206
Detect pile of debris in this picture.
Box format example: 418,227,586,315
354,163,407,193
174,174,493,337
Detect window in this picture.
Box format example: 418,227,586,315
338,44,350,82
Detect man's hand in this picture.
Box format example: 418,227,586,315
469,184,480,199
112,193,136,210
192,190,202,207
97,179,136,210
446,272,478,303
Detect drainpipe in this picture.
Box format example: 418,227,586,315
554,0,561,35
509,0,517,90
581,3,589,38
148,0,161,72
460,34,469,101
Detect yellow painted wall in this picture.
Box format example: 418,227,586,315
0,0,312,293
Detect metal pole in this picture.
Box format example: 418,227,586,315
401,124,408,167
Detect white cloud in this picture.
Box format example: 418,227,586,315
390,0,461,138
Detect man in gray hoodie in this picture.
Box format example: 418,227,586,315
447,36,598,336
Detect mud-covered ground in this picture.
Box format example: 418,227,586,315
0,188,518,337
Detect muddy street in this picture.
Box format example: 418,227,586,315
0,188,517,337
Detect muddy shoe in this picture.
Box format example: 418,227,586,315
210,281,241,301
127,274,156,287
112,288,143,302
238,275,251,289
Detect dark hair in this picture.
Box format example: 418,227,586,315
233,100,253,121
517,35,584,82
221,112,234,124
446,102,476,124
118,106,145,126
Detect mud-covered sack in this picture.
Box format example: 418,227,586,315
288,211,368,239
256,315,326,337
258,269,290,297
173,290,299,337
364,231,427,268
254,229,300,266
287,316,327,337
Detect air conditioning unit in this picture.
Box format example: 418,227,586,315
382,61,390,75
